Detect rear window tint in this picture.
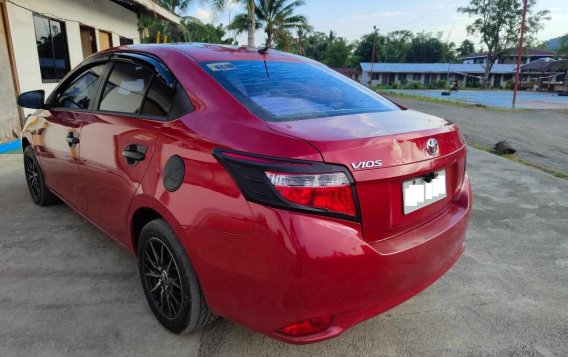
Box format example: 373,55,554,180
200,60,398,121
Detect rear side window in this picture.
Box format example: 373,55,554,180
56,64,106,109
200,60,398,121
140,76,176,116
99,62,152,114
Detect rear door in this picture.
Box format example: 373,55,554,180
38,62,108,213
78,56,180,242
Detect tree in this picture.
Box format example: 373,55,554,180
324,37,353,67
458,0,550,88
558,34,568,56
353,32,383,63
406,32,446,63
228,0,308,49
211,0,257,47
457,39,476,56
156,0,192,13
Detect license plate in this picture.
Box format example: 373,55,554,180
403,170,446,214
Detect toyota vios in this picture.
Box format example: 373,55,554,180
18,44,471,344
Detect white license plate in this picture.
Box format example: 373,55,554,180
403,170,446,214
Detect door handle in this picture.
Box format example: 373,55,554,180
66,132,79,147
122,144,147,166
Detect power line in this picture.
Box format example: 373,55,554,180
383,0,463,32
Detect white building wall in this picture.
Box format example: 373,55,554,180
6,0,141,115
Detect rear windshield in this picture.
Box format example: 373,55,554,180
200,60,398,121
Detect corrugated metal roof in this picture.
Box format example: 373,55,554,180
459,48,555,59
360,63,517,74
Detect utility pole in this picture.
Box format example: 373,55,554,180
368,26,378,87
512,0,528,108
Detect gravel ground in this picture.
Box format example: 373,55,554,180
1,148,567,356
384,95,568,175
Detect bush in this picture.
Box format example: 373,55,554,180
390,82,399,89
411,82,422,89
427,82,437,89
505,81,514,90
437,80,447,88
472,80,481,88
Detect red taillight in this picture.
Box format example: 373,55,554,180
266,172,356,216
275,316,333,337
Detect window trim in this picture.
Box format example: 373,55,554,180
46,51,193,122
33,13,70,83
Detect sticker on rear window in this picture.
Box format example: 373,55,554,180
206,62,237,72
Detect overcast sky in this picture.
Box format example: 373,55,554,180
186,0,567,49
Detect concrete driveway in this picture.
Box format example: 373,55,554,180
1,149,567,356
384,95,568,176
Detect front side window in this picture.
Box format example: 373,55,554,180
201,61,398,122
99,62,152,114
33,14,70,82
56,64,106,109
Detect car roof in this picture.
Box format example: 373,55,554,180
104,43,316,64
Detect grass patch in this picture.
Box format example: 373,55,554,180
379,91,479,109
468,142,568,179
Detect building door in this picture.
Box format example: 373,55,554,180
80,25,97,59
0,3,20,143
99,30,113,50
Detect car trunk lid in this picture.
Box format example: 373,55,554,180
266,109,467,243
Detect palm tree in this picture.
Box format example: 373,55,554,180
156,0,192,14
211,0,256,47
228,0,308,49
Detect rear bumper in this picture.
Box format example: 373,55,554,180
178,174,471,344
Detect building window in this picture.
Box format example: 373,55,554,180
80,25,97,59
398,73,407,81
120,37,134,46
33,14,70,82
372,73,380,80
99,30,113,50
412,73,421,81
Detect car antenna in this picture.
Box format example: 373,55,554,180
258,47,270,79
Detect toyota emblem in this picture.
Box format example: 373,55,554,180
426,138,438,155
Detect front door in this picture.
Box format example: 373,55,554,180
79,60,171,241
38,62,108,213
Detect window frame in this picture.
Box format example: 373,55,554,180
33,13,71,83
46,52,193,121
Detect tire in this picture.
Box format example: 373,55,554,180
23,146,59,206
138,219,215,334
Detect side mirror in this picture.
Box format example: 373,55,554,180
17,90,45,109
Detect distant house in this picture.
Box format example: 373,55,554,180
459,48,556,64
0,0,179,143
360,63,517,88
332,67,361,82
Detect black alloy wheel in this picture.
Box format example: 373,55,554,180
142,237,184,319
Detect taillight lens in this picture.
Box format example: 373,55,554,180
265,172,356,216
213,149,360,221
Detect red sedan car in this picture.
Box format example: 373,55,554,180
18,44,471,344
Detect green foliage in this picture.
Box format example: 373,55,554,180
427,82,437,89
390,82,399,89
458,0,550,87
354,30,455,64
457,39,476,56
558,34,568,56
323,37,353,67
228,0,308,49
438,79,447,88
411,82,422,89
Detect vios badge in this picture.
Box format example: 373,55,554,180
426,138,439,156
